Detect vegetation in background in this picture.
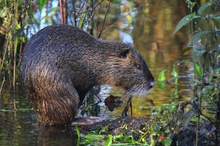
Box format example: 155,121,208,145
157,0,220,145
0,1,29,88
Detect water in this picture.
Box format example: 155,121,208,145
0,0,192,145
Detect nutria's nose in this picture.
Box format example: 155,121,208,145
149,81,155,89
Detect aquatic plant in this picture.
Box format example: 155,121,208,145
172,0,220,145
0,1,29,87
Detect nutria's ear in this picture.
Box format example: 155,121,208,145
118,49,130,59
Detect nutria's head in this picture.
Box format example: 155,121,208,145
95,40,154,96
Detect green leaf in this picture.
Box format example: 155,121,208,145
86,134,93,143
39,0,47,13
173,86,178,98
198,2,212,15
157,70,166,81
172,65,178,84
168,103,177,112
188,31,209,46
48,7,60,14
0,1,5,7
171,65,178,77
194,63,202,79
79,12,87,29
214,56,220,73
158,81,166,90
192,46,206,62
182,46,192,54
212,16,220,29
40,7,60,22
126,15,132,24
105,135,112,146
182,109,195,130
75,126,80,146
0,7,7,18
110,0,122,4
173,12,200,34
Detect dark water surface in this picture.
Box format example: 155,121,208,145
0,0,193,145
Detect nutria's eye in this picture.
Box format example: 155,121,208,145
118,49,130,59
135,64,142,70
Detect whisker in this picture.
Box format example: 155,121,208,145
124,83,151,97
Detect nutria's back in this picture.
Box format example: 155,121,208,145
22,25,154,126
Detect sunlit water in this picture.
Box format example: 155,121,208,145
0,0,193,145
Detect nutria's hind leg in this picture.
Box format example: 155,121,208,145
34,79,80,126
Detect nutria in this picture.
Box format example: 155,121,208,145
22,25,154,126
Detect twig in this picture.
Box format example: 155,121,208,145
63,0,67,24
76,0,104,15
122,96,133,117
98,0,110,38
59,0,64,24
0,77,5,95
71,0,77,26
59,0,67,24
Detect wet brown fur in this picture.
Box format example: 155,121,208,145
22,25,154,126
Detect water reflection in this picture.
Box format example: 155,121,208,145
0,0,193,145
